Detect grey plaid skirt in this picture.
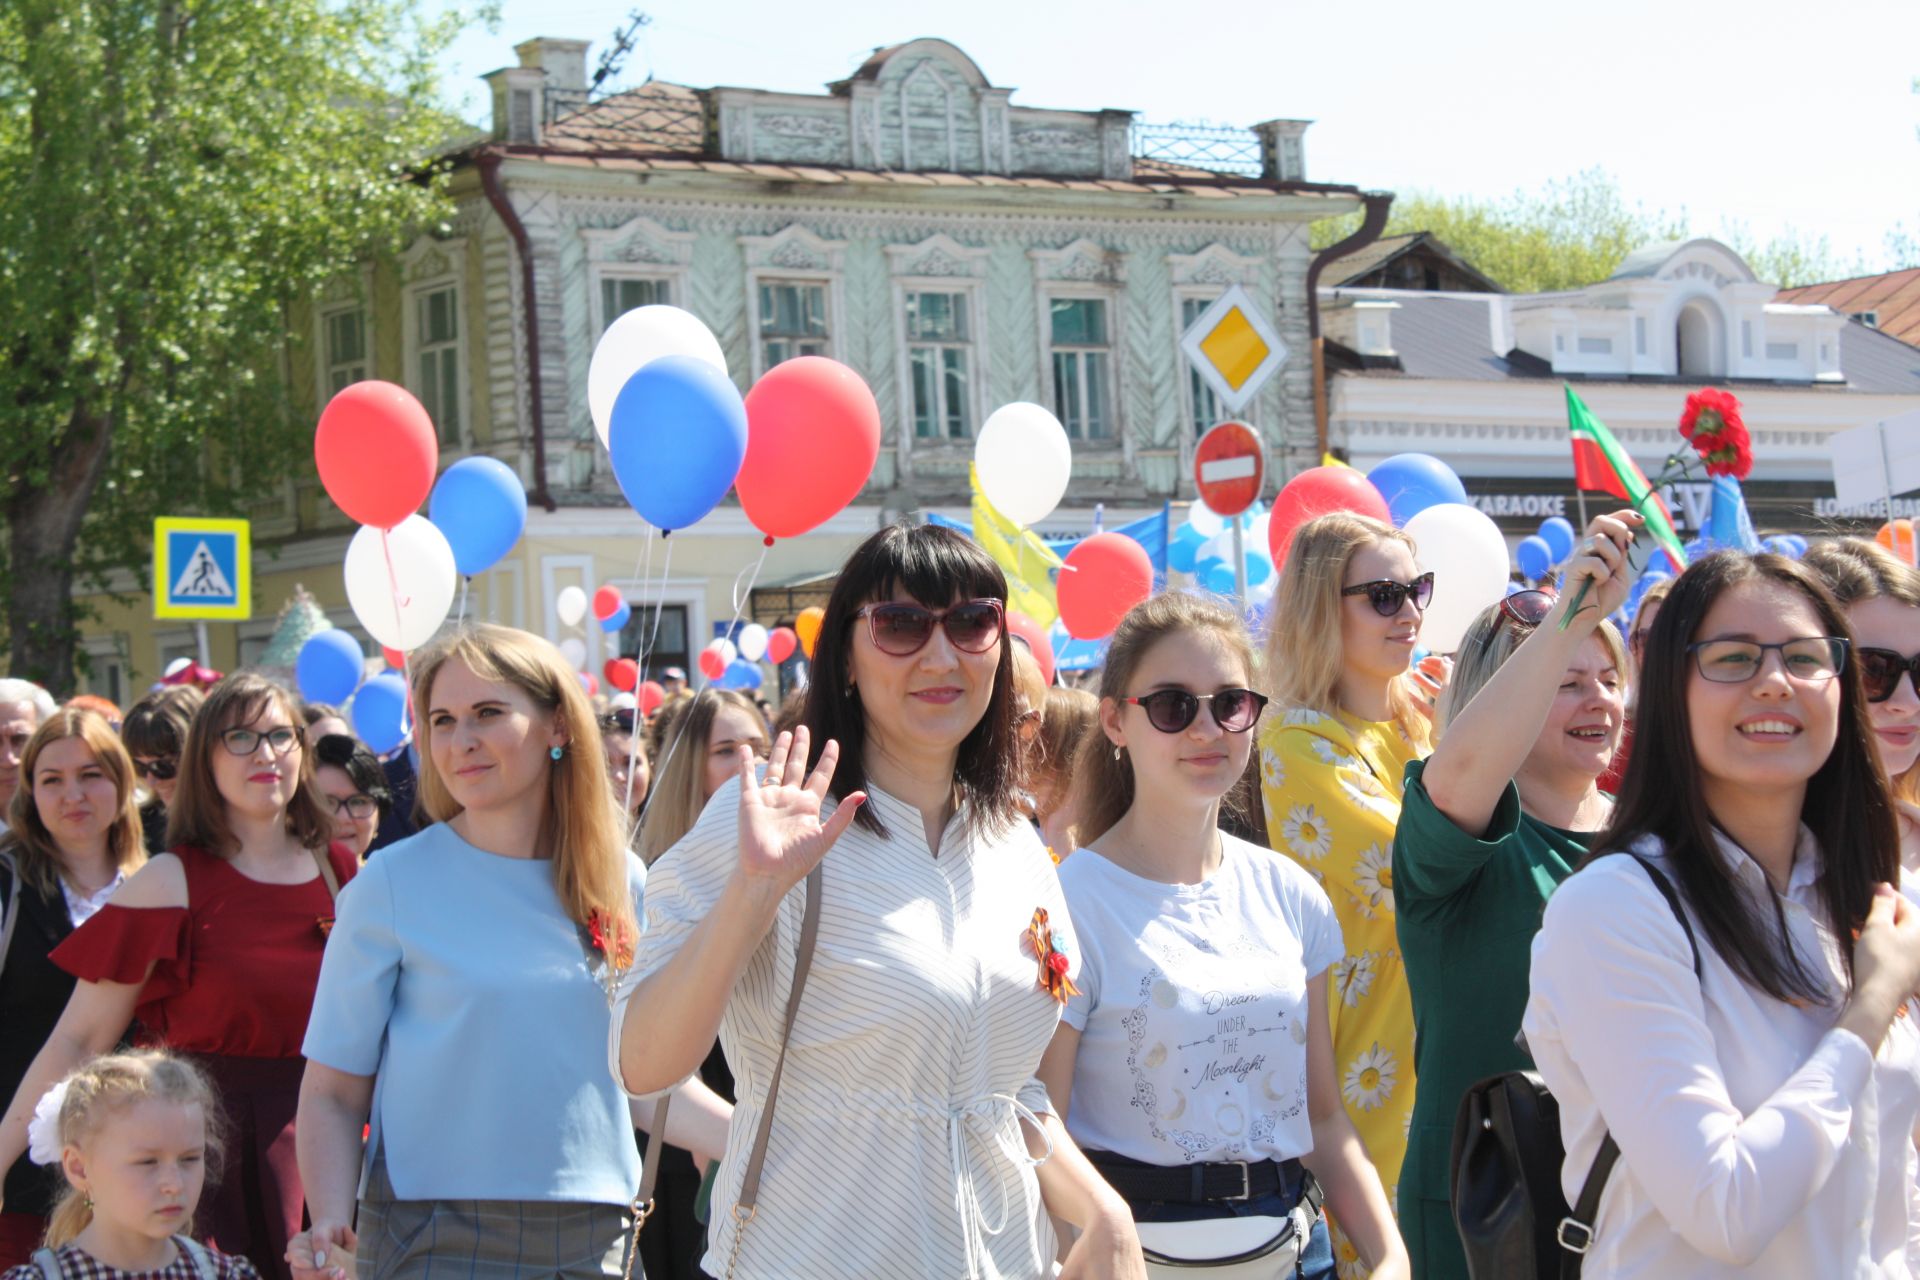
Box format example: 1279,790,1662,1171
354,1150,634,1280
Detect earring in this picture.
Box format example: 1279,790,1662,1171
844,684,856,699
82,1193,92,1211
1112,745,1122,761
549,745,564,761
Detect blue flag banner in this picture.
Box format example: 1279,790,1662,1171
1707,475,1762,553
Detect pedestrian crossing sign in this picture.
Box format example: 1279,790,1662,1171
153,517,251,621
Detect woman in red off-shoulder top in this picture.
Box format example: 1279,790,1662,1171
0,675,356,1280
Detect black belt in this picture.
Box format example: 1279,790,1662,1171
1085,1152,1311,1207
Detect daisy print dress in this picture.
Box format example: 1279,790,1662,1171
1258,707,1420,1273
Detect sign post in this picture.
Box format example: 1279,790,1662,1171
1194,421,1267,599
153,518,252,663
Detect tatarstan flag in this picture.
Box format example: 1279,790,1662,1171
1565,386,1689,569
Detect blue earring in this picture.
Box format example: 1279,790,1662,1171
549,745,564,761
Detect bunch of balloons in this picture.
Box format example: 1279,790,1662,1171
1170,500,1276,608
1515,516,1576,582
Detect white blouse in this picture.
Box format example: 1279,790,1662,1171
1524,828,1920,1277
611,779,1072,1280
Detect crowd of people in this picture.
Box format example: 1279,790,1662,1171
0,509,1917,1280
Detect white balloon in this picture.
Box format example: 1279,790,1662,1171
975,402,1071,527
1188,499,1226,539
1198,530,1236,565
556,585,588,628
737,623,769,663
706,637,739,666
558,637,587,669
1405,503,1511,653
344,517,458,651
588,306,728,448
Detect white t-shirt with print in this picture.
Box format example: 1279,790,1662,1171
1059,831,1343,1166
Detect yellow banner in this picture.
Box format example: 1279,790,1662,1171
970,464,1062,627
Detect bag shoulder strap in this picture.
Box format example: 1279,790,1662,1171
1561,853,1702,1278
30,1246,63,1280
310,844,341,903
0,847,21,990
174,1235,219,1280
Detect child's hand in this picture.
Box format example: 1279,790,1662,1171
287,1222,358,1280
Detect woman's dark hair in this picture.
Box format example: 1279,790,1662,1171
121,686,203,762
802,522,1019,838
1591,550,1897,1003
313,733,393,816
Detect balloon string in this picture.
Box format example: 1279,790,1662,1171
379,528,414,744
620,525,658,827
457,576,470,625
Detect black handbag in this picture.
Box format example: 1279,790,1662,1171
1450,854,1700,1280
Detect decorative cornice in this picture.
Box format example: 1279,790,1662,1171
883,232,990,279
738,223,848,273
580,215,697,266
1029,236,1126,284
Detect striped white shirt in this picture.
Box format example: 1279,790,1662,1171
611,778,1072,1280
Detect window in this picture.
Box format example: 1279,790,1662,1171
600,276,671,335
414,285,461,444
1766,341,1800,361
1854,310,1880,328
619,604,689,685
1578,336,1613,355
1050,297,1113,440
1182,296,1224,434
906,291,973,439
322,307,368,396
758,282,828,369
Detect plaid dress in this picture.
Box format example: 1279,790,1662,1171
4,1241,259,1280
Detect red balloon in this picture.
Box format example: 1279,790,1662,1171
766,626,799,665
578,672,599,697
604,657,639,692
1005,611,1056,685
1058,533,1154,641
738,358,881,539
314,381,438,529
698,648,727,681
637,680,667,716
592,585,625,622
382,646,406,670
1267,466,1392,569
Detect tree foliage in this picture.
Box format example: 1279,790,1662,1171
0,0,484,691
1314,168,1878,293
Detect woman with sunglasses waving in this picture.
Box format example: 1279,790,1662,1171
0,675,355,1280
1522,551,1920,1276
1388,512,1637,1280
612,523,1147,1280
1256,513,1432,1268
1804,537,1920,871
1037,593,1408,1280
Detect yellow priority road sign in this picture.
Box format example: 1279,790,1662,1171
1179,284,1289,414
153,517,252,621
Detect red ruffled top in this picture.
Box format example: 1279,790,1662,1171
49,843,358,1058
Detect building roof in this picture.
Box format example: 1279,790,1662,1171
1320,231,1506,292
1777,268,1920,347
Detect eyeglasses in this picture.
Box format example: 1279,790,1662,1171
1498,589,1556,632
1123,688,1269,734
599,709,638,735
1687,637,1849,685
219,726,301,757
324,793,378,820
1856,648,1920,703
131,756,179,782
1340,572,1435,617
852,599,1005,657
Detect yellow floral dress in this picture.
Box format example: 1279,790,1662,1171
1259,706,1421,1277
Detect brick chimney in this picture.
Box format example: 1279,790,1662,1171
1251,119,1311,182
515,37,590,93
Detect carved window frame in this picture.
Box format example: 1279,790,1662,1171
886,235,990,462
741,226,847,380
1031,239,1127,451
399,236,472,452
581,217,697,339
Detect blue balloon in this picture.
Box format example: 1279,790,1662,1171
1194,554,1226,581
1169,525,1206,574
720,660,764,691
1204,562,1238,594
1516,535,1554,581
296,631,364,706
1244,552,1273,587
1537,516,1576,565
607,355,748,531
351,672,410,755
599,600,632,633
1781,534,1808,559
1366,453,1470,527
429,456,528,577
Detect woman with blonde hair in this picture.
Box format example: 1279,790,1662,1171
635,689,768,868
0,676,352,1280
1034,687,1097,858
0,712,147,1268
1804,536,1920,868
1258,512,1431,1268
291,625,726,1280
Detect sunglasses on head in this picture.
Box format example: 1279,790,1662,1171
599,708,639,735
1341,572,1435,617
852,599,1005,657
132,756,179,782
1857,648,1920,703
1123,687,1269,734
1498,589,1556,632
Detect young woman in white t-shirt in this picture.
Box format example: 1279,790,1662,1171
1038,592,1408,1280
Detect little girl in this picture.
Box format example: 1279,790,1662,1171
6,1051,257,1280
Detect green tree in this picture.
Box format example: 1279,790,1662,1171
0,0,481,692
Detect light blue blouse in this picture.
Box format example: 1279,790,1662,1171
303,822,645,1204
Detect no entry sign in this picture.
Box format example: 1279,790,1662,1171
1194,421,1265,517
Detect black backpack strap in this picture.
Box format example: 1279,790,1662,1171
1560,853,1702,1278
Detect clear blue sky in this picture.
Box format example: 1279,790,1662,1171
440,0,1920,275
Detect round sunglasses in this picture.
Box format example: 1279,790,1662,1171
1857,648,1920,703
1123,687,1269,734
1341,572,1435,617
852,599,1005,657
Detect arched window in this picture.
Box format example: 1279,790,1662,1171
1676,300,1724,377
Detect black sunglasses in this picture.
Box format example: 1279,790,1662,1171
1857,648,1920,703
132,756,179,782
1123,687,1269,734
1498,589,1556,631
599,708,638,734
852,599,1005,657
1341,572,1435,617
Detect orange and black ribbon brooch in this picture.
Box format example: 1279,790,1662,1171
1025,907,1079,1004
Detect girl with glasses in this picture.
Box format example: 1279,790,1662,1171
1038,592,1406,1280
311,736,390,862
1524,552,1920,1276
0,711,147,1269
1387,512,1637,1280
1257,513,1433,1268
612,523,1147,1280
0,675,354,1280
1803,537,1920,871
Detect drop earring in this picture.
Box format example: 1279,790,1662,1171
1112,745,1122,761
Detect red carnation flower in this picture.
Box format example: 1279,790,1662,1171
1678,389,1753,480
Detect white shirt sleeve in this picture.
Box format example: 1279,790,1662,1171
1526,857,1875,1266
